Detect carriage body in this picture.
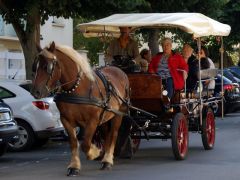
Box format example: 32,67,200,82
78,13,230,163
128,73,163,114
117,70,217,160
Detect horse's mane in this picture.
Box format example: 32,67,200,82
53,44,95,81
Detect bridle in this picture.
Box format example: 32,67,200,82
44,55,58,93
33,50,82,95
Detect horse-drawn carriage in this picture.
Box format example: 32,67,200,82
78,13,230,160
31,13,230,176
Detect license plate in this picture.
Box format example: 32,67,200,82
0,112,10,121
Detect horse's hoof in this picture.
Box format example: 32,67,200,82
100,162,112,170
67,168,80,176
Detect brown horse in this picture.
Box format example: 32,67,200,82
31,42,130,176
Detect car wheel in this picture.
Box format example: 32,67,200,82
0,143,8,157
8,120,35,151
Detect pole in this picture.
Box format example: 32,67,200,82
220,37,224,119
197,38,202,126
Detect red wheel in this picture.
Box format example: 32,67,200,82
131,131,141,154
202,107,215,150
171,113,188,160
131,138,140,153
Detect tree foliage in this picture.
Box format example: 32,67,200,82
0,0,147,78
134,0,228,59
73,18,104,65
220,0,240,47
0,0,237,79
0,0,84,79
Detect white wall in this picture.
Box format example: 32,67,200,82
40,17,73,48
0,16,73,80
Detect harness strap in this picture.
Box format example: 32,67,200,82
54,93,127,117
54,93,104,107
95,68,113,123
95,68,111,101
54,68,129,123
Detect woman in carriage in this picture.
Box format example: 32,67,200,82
148,37,189,100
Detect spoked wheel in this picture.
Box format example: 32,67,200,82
201,107,215,150
171,112,189,160
131,137,141,154
131,131,141,154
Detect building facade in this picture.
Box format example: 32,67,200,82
0,16,73,80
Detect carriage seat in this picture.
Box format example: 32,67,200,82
197,68,218,80
190,68,218,98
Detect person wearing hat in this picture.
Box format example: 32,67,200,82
106,27,140,64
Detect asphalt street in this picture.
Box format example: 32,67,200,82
1,112,240,180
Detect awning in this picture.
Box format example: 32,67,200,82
77,13,231,38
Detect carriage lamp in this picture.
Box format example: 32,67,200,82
162,90,168,96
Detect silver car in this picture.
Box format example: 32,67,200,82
0,80,63,151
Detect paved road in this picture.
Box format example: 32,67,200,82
1,112,240,180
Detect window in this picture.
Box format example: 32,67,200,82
0,87,15,99
8,59,22,69
52,17,65,27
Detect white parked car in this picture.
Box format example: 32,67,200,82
0,80,63,151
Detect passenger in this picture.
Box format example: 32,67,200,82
182,44,194,63
135,48,151,72
182,44,198,91
183,44,211,92
106,27,140,64
199,46,216,91
148,38,188,99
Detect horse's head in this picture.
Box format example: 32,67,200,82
31,42,61,99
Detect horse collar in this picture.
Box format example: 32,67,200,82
61,73,82,94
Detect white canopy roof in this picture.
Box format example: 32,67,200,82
77,13,231,38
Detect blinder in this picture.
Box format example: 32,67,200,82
33,52,58,77
47,56,57,76
32,48,61,95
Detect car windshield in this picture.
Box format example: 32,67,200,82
223,70,239,83
228,67,240,79
215,74,232,85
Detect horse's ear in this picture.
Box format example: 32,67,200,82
36,43,42,53
48,41,56,52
